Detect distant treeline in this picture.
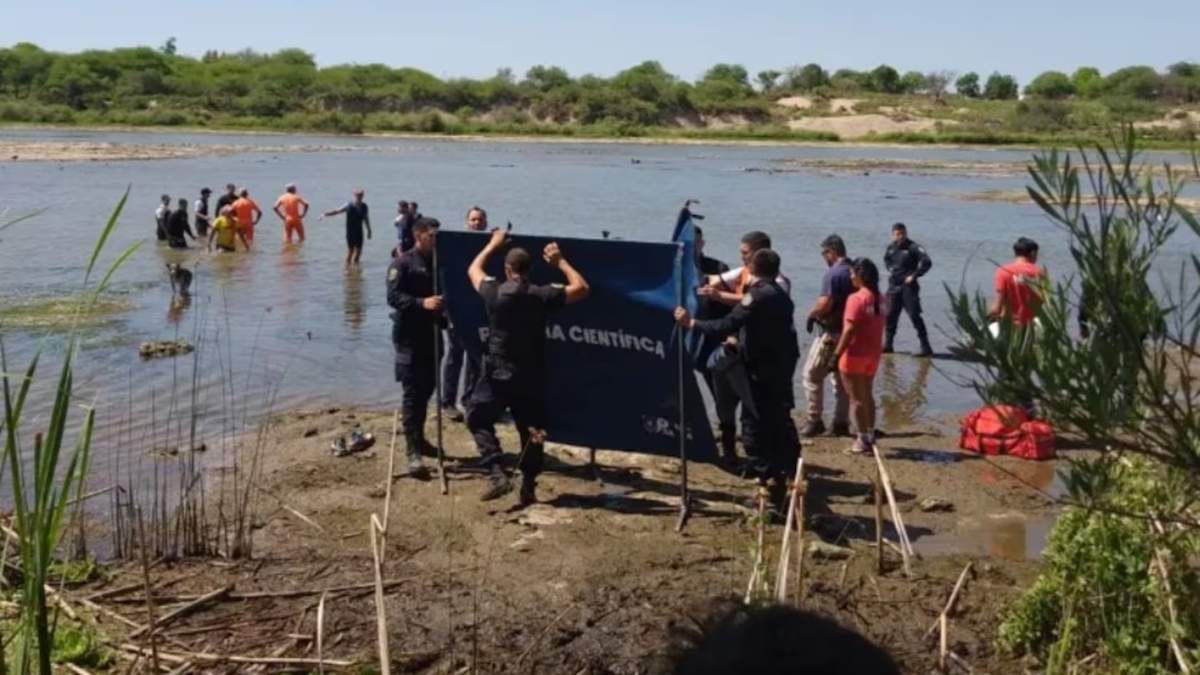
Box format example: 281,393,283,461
0,41,1197,138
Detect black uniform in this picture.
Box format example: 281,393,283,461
692,278,800,478
466,277,566,481
215,192,237,218
386,248,443,451
166,210,194,249
194,196,210,238
882,238,933,352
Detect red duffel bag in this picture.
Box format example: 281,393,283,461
959,405,1055,460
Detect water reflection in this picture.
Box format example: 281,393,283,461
166,294,191,325
343,265,365,331
879,355,930,428
278,243,305,319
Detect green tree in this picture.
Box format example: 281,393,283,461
1070,66,1105,98
1164,62,1200,102
1105,65,1162,100
41,56,104,109
160,36,177,56
984,72,1019,100
955,71,981,98
924,71,954,98
785,63,828,91
830,68,868,91
1025,70,1075,99
702,63,750,87
523,65,570,92
899,70,926,94
756,69,781,93
870,64,901,93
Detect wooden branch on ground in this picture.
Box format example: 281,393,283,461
369,514,391,675
380,410,400,564
118,643,355,668
129,585,232,639
106,578,413,604
923,562,973,640
317,591,328,675
774,457,804,603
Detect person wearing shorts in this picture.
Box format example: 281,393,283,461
836,258,886,455
322,188,372,265
273,183,310,244
231,188,262,245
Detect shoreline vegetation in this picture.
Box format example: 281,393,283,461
0,42,1198,150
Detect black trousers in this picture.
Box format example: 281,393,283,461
886,285,929,343
740,382,799,479
440,327,480,408
395,349,436,443
467,368,547,480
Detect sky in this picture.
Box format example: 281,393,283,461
2,0,1197,85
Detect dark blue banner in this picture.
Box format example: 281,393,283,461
436,229,716,461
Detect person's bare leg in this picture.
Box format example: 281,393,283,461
863,374,877,447
352,246,362,264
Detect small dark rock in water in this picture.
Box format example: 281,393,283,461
138,340,194,359
303,428,319,438
10,155,17,160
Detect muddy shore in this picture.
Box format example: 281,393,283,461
71,401,1075,673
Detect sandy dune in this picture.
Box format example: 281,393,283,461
787,114,946,140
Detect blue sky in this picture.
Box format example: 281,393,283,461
2,0,1196,84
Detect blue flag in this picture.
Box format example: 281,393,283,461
437,230,716,461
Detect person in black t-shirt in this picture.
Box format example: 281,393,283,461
166,198,195,249
465,228,590,506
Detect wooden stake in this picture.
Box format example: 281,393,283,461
923,562,974,640
380,409,400,564
369,515,391,675
316,591,328,675
135,507,161,674
744,488,766,604
774,457,804,603
939,613,948,672
871,446,913,577
874,475,884,575
792,480,808,606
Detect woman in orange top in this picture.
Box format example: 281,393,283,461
835,258,886,454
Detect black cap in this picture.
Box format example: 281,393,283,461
201,187,212,194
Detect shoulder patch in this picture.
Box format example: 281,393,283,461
387,267,399,282
550,283,566,289
741,293,754,307
483,275,497,282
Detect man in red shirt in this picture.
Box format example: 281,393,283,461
989,237,1045,326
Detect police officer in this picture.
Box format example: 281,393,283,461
466,228,590,506
692,225,734,464
440,206,489,422
882,223,933,356
675,248,800,508
386,217,443,478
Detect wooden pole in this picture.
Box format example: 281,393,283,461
874,473,884,575
871,445,913,577
316,591,327,675
380,409,400,563
369,515,391,675
432,240,448,495
774,456,804,603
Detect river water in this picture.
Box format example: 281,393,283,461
0,128,1195,557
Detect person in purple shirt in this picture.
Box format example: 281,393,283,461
802,234,853,437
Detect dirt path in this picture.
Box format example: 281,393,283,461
74,400,1072,673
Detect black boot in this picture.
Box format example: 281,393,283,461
917,333,934,357
882,333,895,354
480,465,513,501
518,474,537,507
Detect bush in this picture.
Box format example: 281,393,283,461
1025,71,1075,99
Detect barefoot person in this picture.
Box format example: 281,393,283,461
273,183,310,243
208,206,250,252
835,258,886,455
322,189,372,265
466,229,589,506
231,188,263,245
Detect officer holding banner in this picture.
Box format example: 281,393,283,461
675,248,800,509
386,217,443,478
466,228,591,507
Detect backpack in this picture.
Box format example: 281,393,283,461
959,405,1055,460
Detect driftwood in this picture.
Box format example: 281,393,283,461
380,410,400,564
317,591,329,675
129,585,232,638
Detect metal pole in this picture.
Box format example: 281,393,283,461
675,239,691,532
432,241,449,495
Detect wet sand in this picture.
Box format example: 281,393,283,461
0,139,362,162
76,402,1076,672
